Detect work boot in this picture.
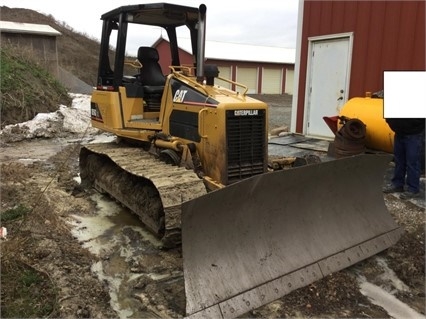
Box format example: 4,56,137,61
400,191,421,200
383,185,404,194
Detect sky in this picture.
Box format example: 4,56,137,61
0,0,300,55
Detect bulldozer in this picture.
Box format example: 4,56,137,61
79,3,403,318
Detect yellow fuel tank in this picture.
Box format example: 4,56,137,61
339,97,394,153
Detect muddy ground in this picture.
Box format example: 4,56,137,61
0,94,425,318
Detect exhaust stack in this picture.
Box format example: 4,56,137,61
196,4,207,83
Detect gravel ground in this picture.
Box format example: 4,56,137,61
249,94,293,131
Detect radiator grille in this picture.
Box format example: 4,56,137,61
226,110,266,184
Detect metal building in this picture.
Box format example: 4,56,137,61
0,21,61,77
291,0,425,138
153,37,295,95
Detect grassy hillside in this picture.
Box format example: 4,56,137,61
0,6,101,128
0,45,72,128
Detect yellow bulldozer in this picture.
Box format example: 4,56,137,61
79,3,403,318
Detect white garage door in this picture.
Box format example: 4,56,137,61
262,68,282,94
236,67,258,94
216,66,232,89
285,69,294,95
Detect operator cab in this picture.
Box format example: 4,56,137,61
96,3,202,91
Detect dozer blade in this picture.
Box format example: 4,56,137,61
182,153,403,319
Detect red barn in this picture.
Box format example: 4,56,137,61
291,0,425,138
153,37,295,95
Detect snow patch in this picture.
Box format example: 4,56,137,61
1,93,99,142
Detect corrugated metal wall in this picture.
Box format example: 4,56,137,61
296,0,425,132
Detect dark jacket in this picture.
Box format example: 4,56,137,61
386,118,425,135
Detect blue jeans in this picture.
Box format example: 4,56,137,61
392,133,424,193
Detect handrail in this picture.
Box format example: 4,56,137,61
216,76,248,95
198,108,209,139
169,65,194,75
168,66,249,96
124,59,142,69
170,68,209,96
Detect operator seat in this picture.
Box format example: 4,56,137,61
137,47,165,111
138,47,165,92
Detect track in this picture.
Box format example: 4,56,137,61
79,142,207,247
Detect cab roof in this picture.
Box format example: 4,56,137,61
101,3,200,27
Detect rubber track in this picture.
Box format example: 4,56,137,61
80,143,207,246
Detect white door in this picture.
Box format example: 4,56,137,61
306,34,352,138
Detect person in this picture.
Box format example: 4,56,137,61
383,118,425,199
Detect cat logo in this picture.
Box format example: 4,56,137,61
173,89,188,103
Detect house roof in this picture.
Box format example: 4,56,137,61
0,21,61,36
155,37,295,64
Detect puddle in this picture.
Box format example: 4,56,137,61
68,193,166,318
357,257,424,319
375,257,410,293
360,281,425,319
